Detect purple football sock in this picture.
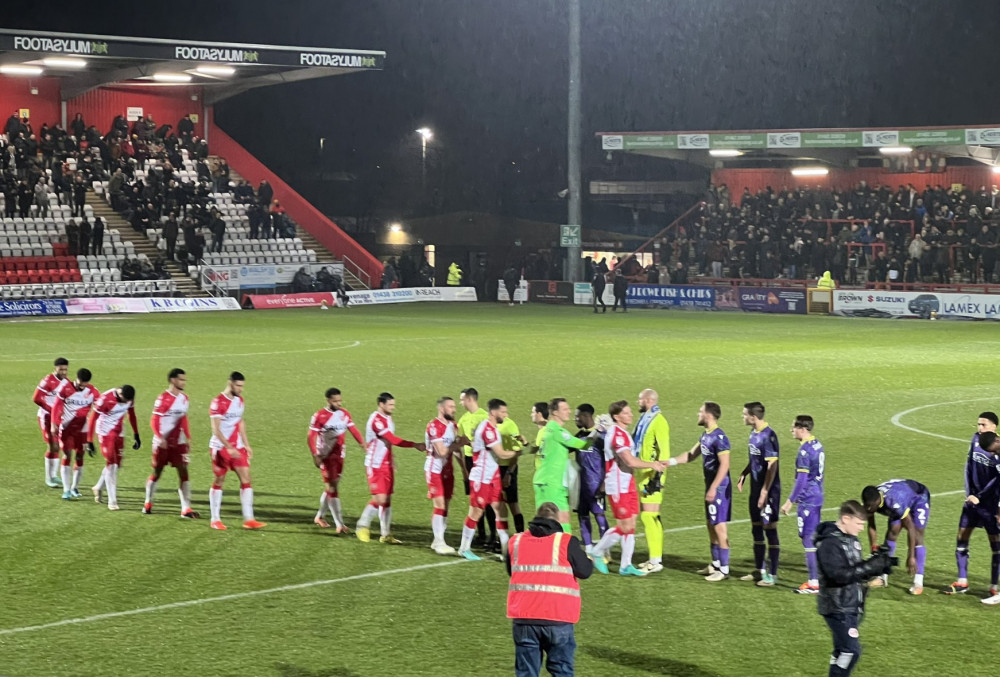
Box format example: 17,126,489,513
719,547,730,569
710,543,720,564
915,545,926,575
805,551,818,580
765,528,780,576
957,540,970,580
579,514,593,546
595,512,609,537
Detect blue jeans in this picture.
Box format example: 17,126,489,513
513,623,576,677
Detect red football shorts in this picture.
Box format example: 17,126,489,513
366,465,394,496
153,443,190,469
426,469,454,501
470,476,502,508
38,415,52,444
58,425,85,454
319,453,344,484
99,434,124,465
212,447,250,476
608,490,639,520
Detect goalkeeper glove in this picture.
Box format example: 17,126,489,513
132,434,142,450
85,441,96,457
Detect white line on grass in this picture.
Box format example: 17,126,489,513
890,398,996,443
0,560,466,637
0,340,363,363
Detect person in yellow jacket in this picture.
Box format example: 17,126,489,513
447,262,463,286
633,388,671,573
817,270,836,289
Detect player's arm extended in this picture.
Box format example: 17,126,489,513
379,429,423,450
561,431,589,451
617,449,666,472
490,442,519,461
432,440,451,459
668,442,701,466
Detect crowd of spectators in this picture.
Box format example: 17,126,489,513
652,181,1000,285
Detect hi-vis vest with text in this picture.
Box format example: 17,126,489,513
506,531,581,624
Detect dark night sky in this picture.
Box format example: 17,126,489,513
9,0,1000,222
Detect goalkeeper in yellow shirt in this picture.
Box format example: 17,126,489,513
633,388,671,573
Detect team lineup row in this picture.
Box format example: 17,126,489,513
31,358,1000,599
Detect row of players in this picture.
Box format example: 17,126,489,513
32,358,1000,597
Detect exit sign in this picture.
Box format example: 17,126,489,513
560,225,581,247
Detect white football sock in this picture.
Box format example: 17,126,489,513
592,526,621,556
239,486,255,521
316,492,327,520
621,533,636,569
145,477,157,505
328,496,344,528
46,457,59,480
93,467,107,491
178,481,192,513
379,506,392,537
460,525,475,552
60,464,71,492
106,465,118,506
432,514,446,542
357,503,377,529
209,487,223,522
498,528,509,552
913,574,924,587
71,466,83,491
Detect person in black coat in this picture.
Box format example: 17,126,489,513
612,268,629,312
591,268,607,313
78,218,92,255
502,264,519,306
16,179,32,217
72,176,87,217
209,210,226,253
91,217,105,255
815,500,896,677
257,180,273,207
163,213,179,261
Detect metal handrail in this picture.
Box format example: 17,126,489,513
342,254,371,289
198,262,230,298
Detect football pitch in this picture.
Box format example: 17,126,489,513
1,303,998,677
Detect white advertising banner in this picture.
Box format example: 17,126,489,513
65,297,149,315
573,282,615,306
203,263,345,290
143,297,242,312
346,286,477,306
833,290,1000,320
497,279,528,303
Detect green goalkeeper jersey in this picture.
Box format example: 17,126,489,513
533,420,587,486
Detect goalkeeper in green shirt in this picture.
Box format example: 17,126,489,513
533,398,591,533
633,388,671,573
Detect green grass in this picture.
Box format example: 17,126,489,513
0,304,998,677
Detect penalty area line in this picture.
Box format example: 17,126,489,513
0,559,466,637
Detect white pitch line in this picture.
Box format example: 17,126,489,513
0,560,466,637
0,340,362,363
889,398,996,443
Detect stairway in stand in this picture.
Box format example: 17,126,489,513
86,194,208,298
220,160,370,290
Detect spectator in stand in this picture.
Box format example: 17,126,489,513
91,216,105,255
163,212,179,261
214,159,231,193
2,179,16,218
292,266,314,293
234,180,255,204
670,261,689,284
177,115,195,143
72,174,87,217
40,133,55,170
707,239,726,278
17,178,32,218
33,178,49,218
71,113,86,141
870,250,888,285
65,219,79,256
78,217,91,256
209,208,226,253
980,224,997,283
257,180,273,207
381,259,398,289
196,157,211,183
195,139,209,160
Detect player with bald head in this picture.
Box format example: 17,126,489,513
632,388,671,573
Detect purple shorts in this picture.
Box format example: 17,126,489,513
749,484,781,527
890,493,931,531
797,504,822,546
705,480,732,525
959,503,1000,536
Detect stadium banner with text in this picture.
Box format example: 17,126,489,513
242,292,337,309
65,297,148,315
203,263,345,291
572,282,616,306
602,126,1000,151
346,286,477,306
529,281,575,304
738,287,808,314
0,299,67,317
627,284,716,309
0,34,384,70
497,280,529,303
832,290,1000,320
143,297,242,313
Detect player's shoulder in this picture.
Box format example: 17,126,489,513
370,411,388,430
426,418,444,435
339,407,353,421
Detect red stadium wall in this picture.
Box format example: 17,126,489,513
0,76,62,127
207,112,383,285
68,86,204,136
712,167,996,197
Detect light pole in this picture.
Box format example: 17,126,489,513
416,127,433,192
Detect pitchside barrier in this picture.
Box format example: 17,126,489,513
0,297,241,318
496,279,529,303
527,280,1000,320
242,286,478,309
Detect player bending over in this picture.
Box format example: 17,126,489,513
88,385,140,510
308,387,365,533
861,478,930,595
51,368,99,499
208,372,266,530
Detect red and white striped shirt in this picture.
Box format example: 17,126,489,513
308,407,362,457
364,411,394,469
34,373,67,419
603,424,637,497
470,419,502,485
424,418,457,475
53,381,100,431
209,392,245,450
91,389,137,439
151,390,190,446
